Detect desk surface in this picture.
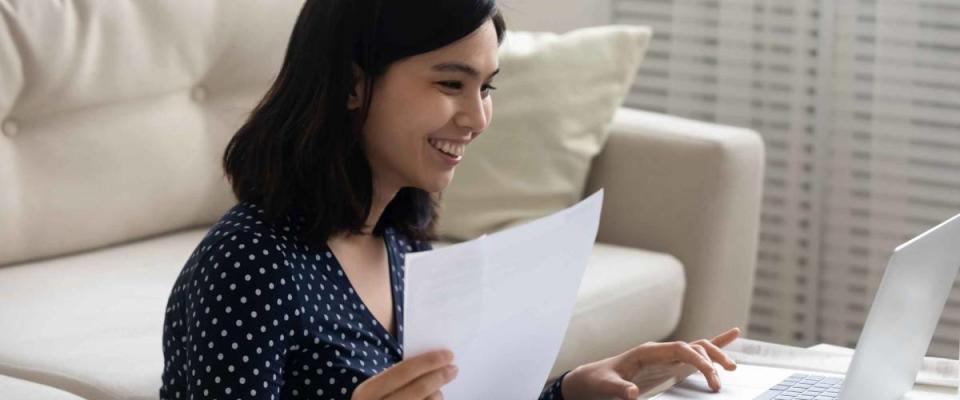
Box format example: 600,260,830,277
649,341,958,399
653,364,956,399
807,343,957,398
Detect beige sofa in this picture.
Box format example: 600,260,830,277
0,1,764,399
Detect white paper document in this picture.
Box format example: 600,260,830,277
403,190,604,399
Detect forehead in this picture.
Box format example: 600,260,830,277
400,20,500,74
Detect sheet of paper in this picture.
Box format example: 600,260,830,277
723,338,853,376
807,343,959,388
403,190,604,399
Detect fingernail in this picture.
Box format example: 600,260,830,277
445,365,459,380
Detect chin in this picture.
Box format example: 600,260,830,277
419,172,455,193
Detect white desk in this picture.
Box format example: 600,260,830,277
808,343,957,398
647,341,958,399
649,364,956,399
908,383,957,398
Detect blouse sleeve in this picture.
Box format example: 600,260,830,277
539,370,570,400
412,238,434,252
179,229,303,399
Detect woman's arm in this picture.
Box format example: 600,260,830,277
175,229,304,399
558,328,740,400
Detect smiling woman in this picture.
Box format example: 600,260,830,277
219,0,505,246
354,21,500,197
159,1,740,400
159,1,522,399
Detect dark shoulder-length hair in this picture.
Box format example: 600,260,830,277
223,0,506,246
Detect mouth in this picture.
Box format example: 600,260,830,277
428,138,466,162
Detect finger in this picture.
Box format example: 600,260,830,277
692,339,737,371
710,327,741,348
622,383,640,400
384,365,457,400
611,378,640,400
688,344,720,382
591,373,641,400
674,343,721,392
425,391,443,400
633,342,721,392
628,342,692,366
688,344,714,371
369,350,453,396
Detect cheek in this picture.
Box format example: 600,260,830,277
372,87,452,138
485,100,494,125
362,88,451,176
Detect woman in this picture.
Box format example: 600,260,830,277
160,1,740,399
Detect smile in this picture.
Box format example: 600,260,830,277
428,138,466,160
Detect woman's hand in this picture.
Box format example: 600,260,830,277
352,350,458,400
561,327,741,400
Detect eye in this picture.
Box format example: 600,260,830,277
437,81,497,98
438,81,463,90
481,84,498,98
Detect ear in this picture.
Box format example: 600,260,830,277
347,63,366,111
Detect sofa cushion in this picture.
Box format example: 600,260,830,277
0,229,683,398
0,375,85,400
552,243,685,377
0,228,208,400
0,0,303,266
436,25,651,241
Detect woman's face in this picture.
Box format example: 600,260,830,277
357,20,500,194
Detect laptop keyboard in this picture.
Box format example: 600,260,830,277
753,373,844,399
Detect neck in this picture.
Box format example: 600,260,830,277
357,176,398,236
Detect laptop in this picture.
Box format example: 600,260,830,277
657,211,960,400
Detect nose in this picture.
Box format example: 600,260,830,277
453,91,490,136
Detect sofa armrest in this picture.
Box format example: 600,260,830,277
583,107,765,341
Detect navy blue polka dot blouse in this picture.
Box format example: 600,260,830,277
160,202,568,399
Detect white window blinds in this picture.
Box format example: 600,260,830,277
613,0,960,357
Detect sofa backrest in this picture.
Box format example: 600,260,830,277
0,0,302,266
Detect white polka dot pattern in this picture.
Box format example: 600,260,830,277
159,202,568,399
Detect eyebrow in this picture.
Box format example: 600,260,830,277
432,62,500,79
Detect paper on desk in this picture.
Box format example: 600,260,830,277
403,190,604,400
725,338,959,388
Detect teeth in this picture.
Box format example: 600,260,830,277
429,138,465,157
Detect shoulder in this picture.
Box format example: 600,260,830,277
182,203,308,302
194,202,308,259
205,202,302,242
